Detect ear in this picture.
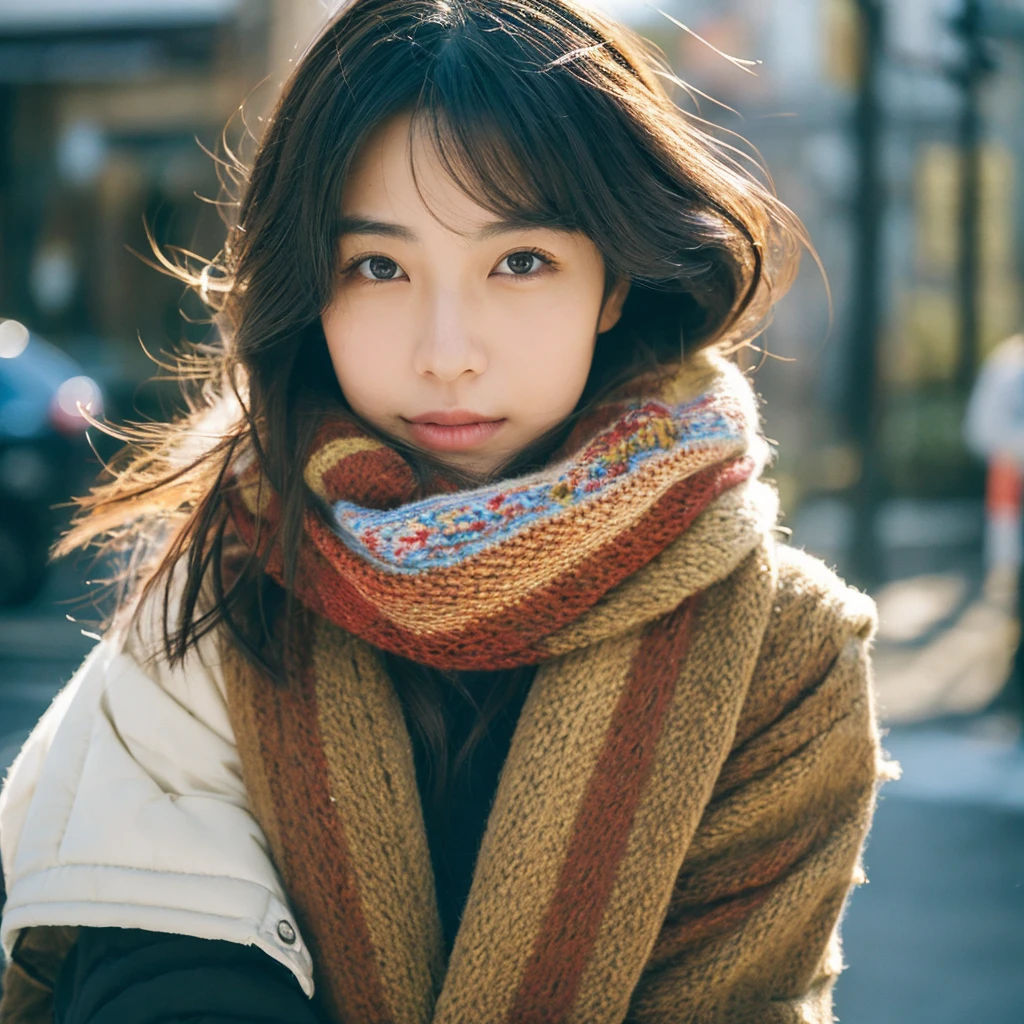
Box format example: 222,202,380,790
597,277,631,334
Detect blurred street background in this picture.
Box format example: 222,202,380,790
1,1,1023,1021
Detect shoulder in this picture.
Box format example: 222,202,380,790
769,542,876,653
0,561,240,945
117,555,228,704
732,541,879,751
0,552,311,996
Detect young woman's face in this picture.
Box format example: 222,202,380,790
321,112,629,477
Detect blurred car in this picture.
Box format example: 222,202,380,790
0,320,103,606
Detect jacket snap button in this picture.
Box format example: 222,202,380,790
277,920,297,944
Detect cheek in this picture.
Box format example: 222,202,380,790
323,299,391,413
321,298,401,417
490,286,602,415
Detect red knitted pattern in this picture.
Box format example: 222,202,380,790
225,365,758,668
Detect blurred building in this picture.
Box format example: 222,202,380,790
628,0,1024,522
0,0,273,424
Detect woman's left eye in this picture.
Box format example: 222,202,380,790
494,250,551,277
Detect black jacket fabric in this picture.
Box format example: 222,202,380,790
53,667,532,1022
410,666,533,956
53,928,324,1024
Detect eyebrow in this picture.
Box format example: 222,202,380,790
336,215,563,243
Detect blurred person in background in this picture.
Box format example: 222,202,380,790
0,2,890,1023
964,330,1024,720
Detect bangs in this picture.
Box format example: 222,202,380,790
223,0,806,355
405,53,601,233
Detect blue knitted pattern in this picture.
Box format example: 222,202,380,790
322,392,745,575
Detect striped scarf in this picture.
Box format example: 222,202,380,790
227,351,766,670
221,351,879,1023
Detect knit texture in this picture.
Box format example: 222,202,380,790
221,351,889,1024
226,351,764,669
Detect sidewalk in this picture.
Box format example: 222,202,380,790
791,499,1024,1023
835,571,1024,1023
872,566,1017,723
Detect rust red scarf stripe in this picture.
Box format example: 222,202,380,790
507,597,699,1021
268,456,752,669
242,643,393,1023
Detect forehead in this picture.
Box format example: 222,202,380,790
342,111,496,234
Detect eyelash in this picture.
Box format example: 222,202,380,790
340,247,558,284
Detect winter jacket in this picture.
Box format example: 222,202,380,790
0,542,887,1023
0,591,313,1014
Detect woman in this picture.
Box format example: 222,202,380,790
0,1,889,1021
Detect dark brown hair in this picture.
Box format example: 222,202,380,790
60,0,808,805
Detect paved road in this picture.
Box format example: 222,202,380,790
837,796,1024,1024
2,567,1023,1024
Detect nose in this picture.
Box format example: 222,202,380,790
411,289,487,383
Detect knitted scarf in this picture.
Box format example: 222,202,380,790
226,351,767,671
220,351,880,1024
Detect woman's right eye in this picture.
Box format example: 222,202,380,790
353,255,407,282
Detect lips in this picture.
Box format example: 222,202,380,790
406,409,501,426
403,410,506,451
